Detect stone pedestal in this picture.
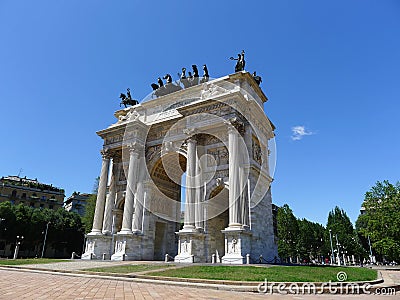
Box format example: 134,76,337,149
111,234,142,261
82,235,112,260
221,228,252,264
174,231,206,263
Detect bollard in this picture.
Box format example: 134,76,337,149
259,255,263,263
102,253,107,260
71,252,76,259
191,255,194,263
165,254,169,263
246,254,250,264
122,254,126,261
212,254,216,264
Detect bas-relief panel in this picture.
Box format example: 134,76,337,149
207,146,228,167
146,144,162,163
252,136,262,165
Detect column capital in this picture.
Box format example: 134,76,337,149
185,137,198,145
225,117,245,135
100,149,111,159
126,142,143,155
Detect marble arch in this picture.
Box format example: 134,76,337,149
82,72,277,263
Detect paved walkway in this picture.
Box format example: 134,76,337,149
0,261,398,299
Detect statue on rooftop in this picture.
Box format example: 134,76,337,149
126,88,132,100
230,50,245,72
200,64,209,83
119,88,139,108
190,65,199,86
163,74,173,84
157,77,164,87
179,67,191,88
151,73,182,98
252,71,262,85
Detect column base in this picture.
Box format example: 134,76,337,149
117,229,133,235
111,234,142,261
174,231,206,263
181,225,197,232
87,230,104,236
81,235,112,260
221,227,252,265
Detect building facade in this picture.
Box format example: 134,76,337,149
0,176,64,210
83,71,277,263
64,192,92,216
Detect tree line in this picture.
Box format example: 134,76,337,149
0,201,84,258
277,180,400,264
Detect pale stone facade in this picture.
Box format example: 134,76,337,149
82,71,277,263
0,176,64,210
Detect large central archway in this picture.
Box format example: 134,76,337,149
148,152,187,259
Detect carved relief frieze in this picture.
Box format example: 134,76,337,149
105,134,124,145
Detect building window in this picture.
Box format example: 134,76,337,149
41,195,46,201
21,193,26,199
11,190,17,198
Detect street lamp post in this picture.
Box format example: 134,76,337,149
13,235,24,259
367,235,374,263
329,229,335,265
41,222,50,258
335,234,341,266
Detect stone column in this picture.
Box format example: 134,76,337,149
102,157,119,234
195,151,203,230
239,166,248,226
90,150,110,235
132,166,144,233
228,126,241,228
119,144,141,234
183,137,196,231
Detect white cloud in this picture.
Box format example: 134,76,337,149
291,126,314,141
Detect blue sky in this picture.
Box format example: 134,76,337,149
1,1,399,225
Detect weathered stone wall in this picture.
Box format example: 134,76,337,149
250,186,278,261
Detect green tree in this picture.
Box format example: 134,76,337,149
356,180,400,262
327,206,364,259
277,204,299,263
297,218,326,263
82,177,99,233
0,202,84,258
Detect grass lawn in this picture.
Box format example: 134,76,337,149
84,264,176,274
147,265,377,282
0,258,67,265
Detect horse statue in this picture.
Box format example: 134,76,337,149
200,64,209,83
119,88,139,108
163,74,173,84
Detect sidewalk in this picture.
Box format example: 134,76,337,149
1,260,399,294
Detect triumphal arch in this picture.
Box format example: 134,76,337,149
82,71,277,263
